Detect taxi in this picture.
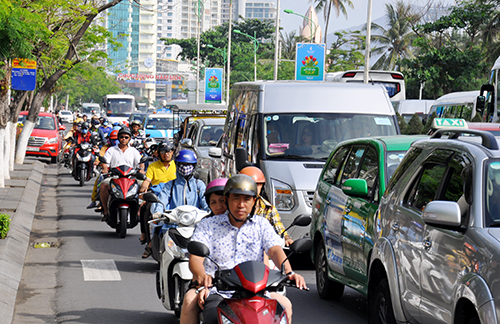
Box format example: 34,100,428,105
310,135,426,300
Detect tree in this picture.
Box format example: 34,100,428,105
326,30,365,71
404,113,423,134
280,30,298,61
396,111,407,134
370,1,419,70
310,0,353,44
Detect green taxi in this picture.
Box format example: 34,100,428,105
310,135,427,299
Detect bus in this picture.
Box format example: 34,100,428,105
428,91,480,121
325,70,406,101
477,55,500,122
102,94,136,125
81,103,101,118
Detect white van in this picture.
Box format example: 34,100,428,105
428,90,481,121
393,99,435,123
210,81,399,240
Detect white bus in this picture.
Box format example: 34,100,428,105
428,91,481,121
102,94,136,125
325,70,406,101
477,55,500,122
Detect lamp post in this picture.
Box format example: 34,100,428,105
206,44,228,102
284,9,317,43
234,29,259,81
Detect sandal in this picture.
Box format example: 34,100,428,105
142,246,152,259
101,214,108,222
139,237,147,245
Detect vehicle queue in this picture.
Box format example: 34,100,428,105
18,80,500,324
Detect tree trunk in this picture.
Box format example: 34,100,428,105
9,121,16,171
0,127,4,187
4,122,11,179
15,120,35,165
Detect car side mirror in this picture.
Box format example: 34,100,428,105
342,179,368,197
181,138,193,147
235,147,254,172
208,147,222,158
422,201,461,227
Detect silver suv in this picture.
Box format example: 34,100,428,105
369,129,500,324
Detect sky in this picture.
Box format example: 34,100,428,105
279,0,457,41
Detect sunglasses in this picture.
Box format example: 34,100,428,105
119,136,130,139
159,149,174,154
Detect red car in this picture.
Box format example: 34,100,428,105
18,111,66,163
467,122,500,136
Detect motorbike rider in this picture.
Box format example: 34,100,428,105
63,121,81,166
130,120,146,147
239,166,294,246
90,118,101,138
204,178,228,216
70,122,95,172
180,174,306,324
98,118,112,143
138,141,177,258
100,127,145,222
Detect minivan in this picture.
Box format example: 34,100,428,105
210,81,400,239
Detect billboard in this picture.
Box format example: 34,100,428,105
295,43,326,81
205,68,223,103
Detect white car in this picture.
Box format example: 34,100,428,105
59,110,74,123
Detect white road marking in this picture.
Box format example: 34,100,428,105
81,259,121,281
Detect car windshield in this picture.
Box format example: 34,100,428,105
17,115,56,130
385,151,406,183
198,125,224,147
485,160,500,227
146,116,180,129
264,113,397,160
60,111,71,115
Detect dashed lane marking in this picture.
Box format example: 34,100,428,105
81,259,121,281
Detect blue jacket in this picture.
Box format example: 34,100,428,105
151,172,209,214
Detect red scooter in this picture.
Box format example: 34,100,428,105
187,215,312,324
99,155,147,238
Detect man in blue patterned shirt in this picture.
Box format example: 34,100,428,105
180,174,307,324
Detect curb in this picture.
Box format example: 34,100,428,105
0,161,45,324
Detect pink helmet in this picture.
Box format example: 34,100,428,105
205,178,228,199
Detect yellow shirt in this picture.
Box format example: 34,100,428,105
146,160,176,186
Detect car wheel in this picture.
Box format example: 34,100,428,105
368,278,396,324
315,242,344,299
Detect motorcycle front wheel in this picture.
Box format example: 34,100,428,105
174,275,189,317
118,209,128,238
79,167,85,187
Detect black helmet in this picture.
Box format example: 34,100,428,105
81,121,89,129
157,141,174,153
223,174,257,197
91,119,100,125
118,127,132,137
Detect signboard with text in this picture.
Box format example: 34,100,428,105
12,58,37,91
295,43,325,81
205,68,223,103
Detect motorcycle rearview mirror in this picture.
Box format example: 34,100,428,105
99,155,108,164
139,155,148,164
136,173,146,181
187,241,210,257
142,192,160,203
280,238,313,275
281,214,311,238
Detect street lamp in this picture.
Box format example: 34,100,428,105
284,9,317,43
205,44,228,102
233,29,259,81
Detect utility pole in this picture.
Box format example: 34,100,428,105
273,0,280,80
227,0,232,103
364,0,372,84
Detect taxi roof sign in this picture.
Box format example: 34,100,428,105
432,118,468,129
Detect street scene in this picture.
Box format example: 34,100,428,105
2,0,500,324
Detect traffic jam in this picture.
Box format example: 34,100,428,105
15,73,500,324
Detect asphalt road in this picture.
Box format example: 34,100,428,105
13,158,368,324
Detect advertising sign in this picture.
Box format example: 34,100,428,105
205,68,223,103
295,43,326,81
12,58,37,91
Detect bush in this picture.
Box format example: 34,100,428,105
396,111,407,134
0,213,11,239
405,113,424,135
423,112,437,134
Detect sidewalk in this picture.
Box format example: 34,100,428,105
0,161,45,324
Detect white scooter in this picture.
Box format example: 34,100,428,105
142,193,209,317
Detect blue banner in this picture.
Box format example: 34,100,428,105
11,58,37,91
205,68,223,103
295,43,326,81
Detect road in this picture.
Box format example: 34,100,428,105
13,155,368,324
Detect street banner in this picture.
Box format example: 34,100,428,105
205,68,223,103
12,58,37,91
295,43,325,81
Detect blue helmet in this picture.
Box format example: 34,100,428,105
175,149,197,164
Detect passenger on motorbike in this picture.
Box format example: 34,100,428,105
239,166,294,246
63,121,81,166
180,175,306,324
90,118,101,138
130,120,146,147
150,149,209,219
138,141,177,258
100,127,144,222
204,178,228,216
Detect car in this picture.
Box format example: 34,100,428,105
128,111,148,126
18,111,66,163
467,122,500,136
143,113,182,143
309,135,426,301
369,128,500,324
180,117,225,183
59,110,74,123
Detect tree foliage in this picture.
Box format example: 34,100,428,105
326,30,365,71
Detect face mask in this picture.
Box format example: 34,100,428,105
103,122,108,126
178,164,194,178
82,129,88,134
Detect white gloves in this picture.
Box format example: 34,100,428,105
152,212,162,219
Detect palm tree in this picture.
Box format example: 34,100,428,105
280,30,297,60
311,0,354,44
370,1,419,70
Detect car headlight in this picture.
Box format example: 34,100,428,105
47,137,58,144
178,210,196,226
126,183,139,198
110,182,124,199
271,178,295,211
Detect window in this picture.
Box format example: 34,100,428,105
322,146,350,186
338,147,366,186
358,147,379,202
407,164,447,211
386,147,422,193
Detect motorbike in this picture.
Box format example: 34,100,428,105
142,193,210,317
69,135,99,186
187,214,313,324
99,155,147,238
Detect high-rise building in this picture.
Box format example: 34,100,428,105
244,0,276,21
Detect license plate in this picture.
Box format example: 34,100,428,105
27,147,40,152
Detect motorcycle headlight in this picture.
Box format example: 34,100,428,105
81,143,91,150
126,183,139,198
220,314,235,324
110,182,124,199
80,154,92,162
178,210,196,226
47,137,58,144
271,178,295,211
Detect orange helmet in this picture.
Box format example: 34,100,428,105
239,166,265,184
109,129,119,140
